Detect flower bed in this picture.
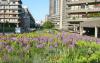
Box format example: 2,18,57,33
0,30,100,63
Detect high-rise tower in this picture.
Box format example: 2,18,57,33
48,0,66,29
49,0,55,16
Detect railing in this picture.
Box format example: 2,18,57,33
0,7,21,10
0,3,21,6
0,20,19,23
67,0,100,5
0,16,19,18
0,12,19,14
67,17,100,22
67,8,100,13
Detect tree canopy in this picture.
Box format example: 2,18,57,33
42,21,54,29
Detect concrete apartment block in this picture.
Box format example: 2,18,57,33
0,0,35,33
0,0,23,33
49,0,100,38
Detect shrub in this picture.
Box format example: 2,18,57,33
42,21,54,29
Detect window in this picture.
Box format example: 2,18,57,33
81,4,86,9
2,0,7,1
13,15,16,17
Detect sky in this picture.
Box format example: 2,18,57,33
22,0,49,22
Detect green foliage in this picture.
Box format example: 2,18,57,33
42,21,54,29
87,13,100,17
0,30,100,63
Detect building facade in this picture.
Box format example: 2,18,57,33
49,0,100,38
0,0,35,33
0,0,23,32
66,0,100,36
22,6,35,32
48,0,66,29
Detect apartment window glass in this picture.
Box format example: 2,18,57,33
13,2,15,4
54,0,59,15
2,0,7,1
81,4,85,9
13,15,16,17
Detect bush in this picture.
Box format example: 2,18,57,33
42,21,54,29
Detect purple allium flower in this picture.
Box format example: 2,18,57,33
61,31,66,39
38,37,48,43
0,42,3,45
36,44,44,48
32,38,39,41
71,39,76,46
48,38,53,42
38,36,48,42
10,37,17,41
62,39,68,44
6,45,13,52
49,45,53,49
43,37,48,42
96,39,100,44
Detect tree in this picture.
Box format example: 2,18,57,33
42,21,54,29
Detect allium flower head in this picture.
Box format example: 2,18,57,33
36,44,44,48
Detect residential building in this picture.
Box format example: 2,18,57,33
22,6,35,32
49,0,100,38
0,0,35,33
66,0,100,37
48,0,66,29
0,0,23,32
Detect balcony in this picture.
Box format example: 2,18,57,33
66,0,100,5
0,20,19,23
67,17,100,22
0,8,21,10
0,12,19,14
9,3,21,6
67,8,100,13
0,16,19,19
0,4,21,6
